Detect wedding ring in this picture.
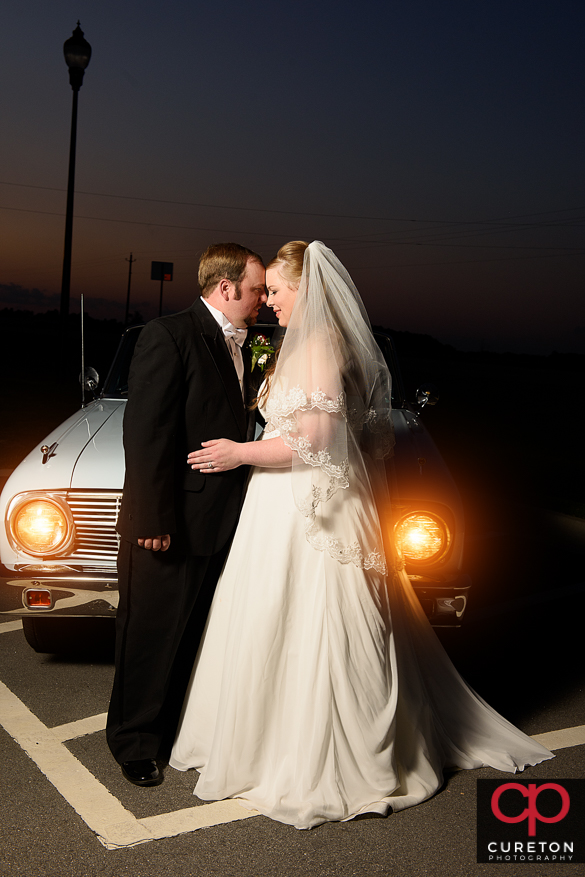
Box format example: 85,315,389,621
207,462,213,469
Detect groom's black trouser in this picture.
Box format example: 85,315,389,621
106,536,227,764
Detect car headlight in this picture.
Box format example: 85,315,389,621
6,493,74,557
394,512,450,564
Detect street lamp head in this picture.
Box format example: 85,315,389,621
63,22,92,91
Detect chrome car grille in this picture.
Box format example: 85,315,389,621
66,491,121,572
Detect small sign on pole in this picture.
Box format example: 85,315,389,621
151,261,174,316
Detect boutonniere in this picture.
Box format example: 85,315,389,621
249,333,274,371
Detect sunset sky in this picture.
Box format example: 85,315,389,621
1,0,584,353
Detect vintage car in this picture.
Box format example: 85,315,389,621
0,324,471,652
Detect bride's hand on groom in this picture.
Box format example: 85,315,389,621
188,439,243,473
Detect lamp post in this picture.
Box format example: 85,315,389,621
60,22,92,326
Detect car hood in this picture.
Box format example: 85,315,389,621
390,408,461,506
1,399,126,500
1,401,457,508
70,400,126,488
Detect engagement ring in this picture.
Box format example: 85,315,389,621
207,462,213,469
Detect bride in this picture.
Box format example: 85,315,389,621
169,240,552,829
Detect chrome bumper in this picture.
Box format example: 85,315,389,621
1,568,471,627
0,571,119,618
410,573,472,626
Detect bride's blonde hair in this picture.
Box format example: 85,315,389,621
267,240,308,286
252,241,309,410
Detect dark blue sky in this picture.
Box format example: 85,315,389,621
1,0,584,352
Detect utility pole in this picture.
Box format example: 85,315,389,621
124,252,136,325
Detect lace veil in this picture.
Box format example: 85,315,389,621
264,241,395,575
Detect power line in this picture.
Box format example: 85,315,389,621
354,249,585,269
345,216,585,250
2,204,585,252
1,179,584,227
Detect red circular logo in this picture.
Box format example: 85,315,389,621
491,783,571,837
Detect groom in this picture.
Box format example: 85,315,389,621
107,242,266,786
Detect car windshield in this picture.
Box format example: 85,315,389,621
101,325,143,397
101,323,405,406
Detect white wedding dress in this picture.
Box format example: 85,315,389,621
169,420,553,829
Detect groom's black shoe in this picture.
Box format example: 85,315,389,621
121,759,162,787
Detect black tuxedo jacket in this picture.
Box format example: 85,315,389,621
117,299,256,556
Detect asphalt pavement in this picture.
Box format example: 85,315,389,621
1,506,584,877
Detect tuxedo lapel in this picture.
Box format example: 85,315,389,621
242,344,258,441
189,301,247,440
242,344,254,406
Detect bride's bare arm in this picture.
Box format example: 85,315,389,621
187,436,293,472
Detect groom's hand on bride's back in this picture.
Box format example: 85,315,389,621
137,535,171,551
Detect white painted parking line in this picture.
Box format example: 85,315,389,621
0,676,583,850
52,712,108,742
138,800,258,840
0,681,152,848
0,680,258,849
532,724,585,751
0,620,23,634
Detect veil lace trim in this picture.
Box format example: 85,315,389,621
268,386,347,417
305,519,388,574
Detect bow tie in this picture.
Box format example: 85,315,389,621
223,325,248,347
